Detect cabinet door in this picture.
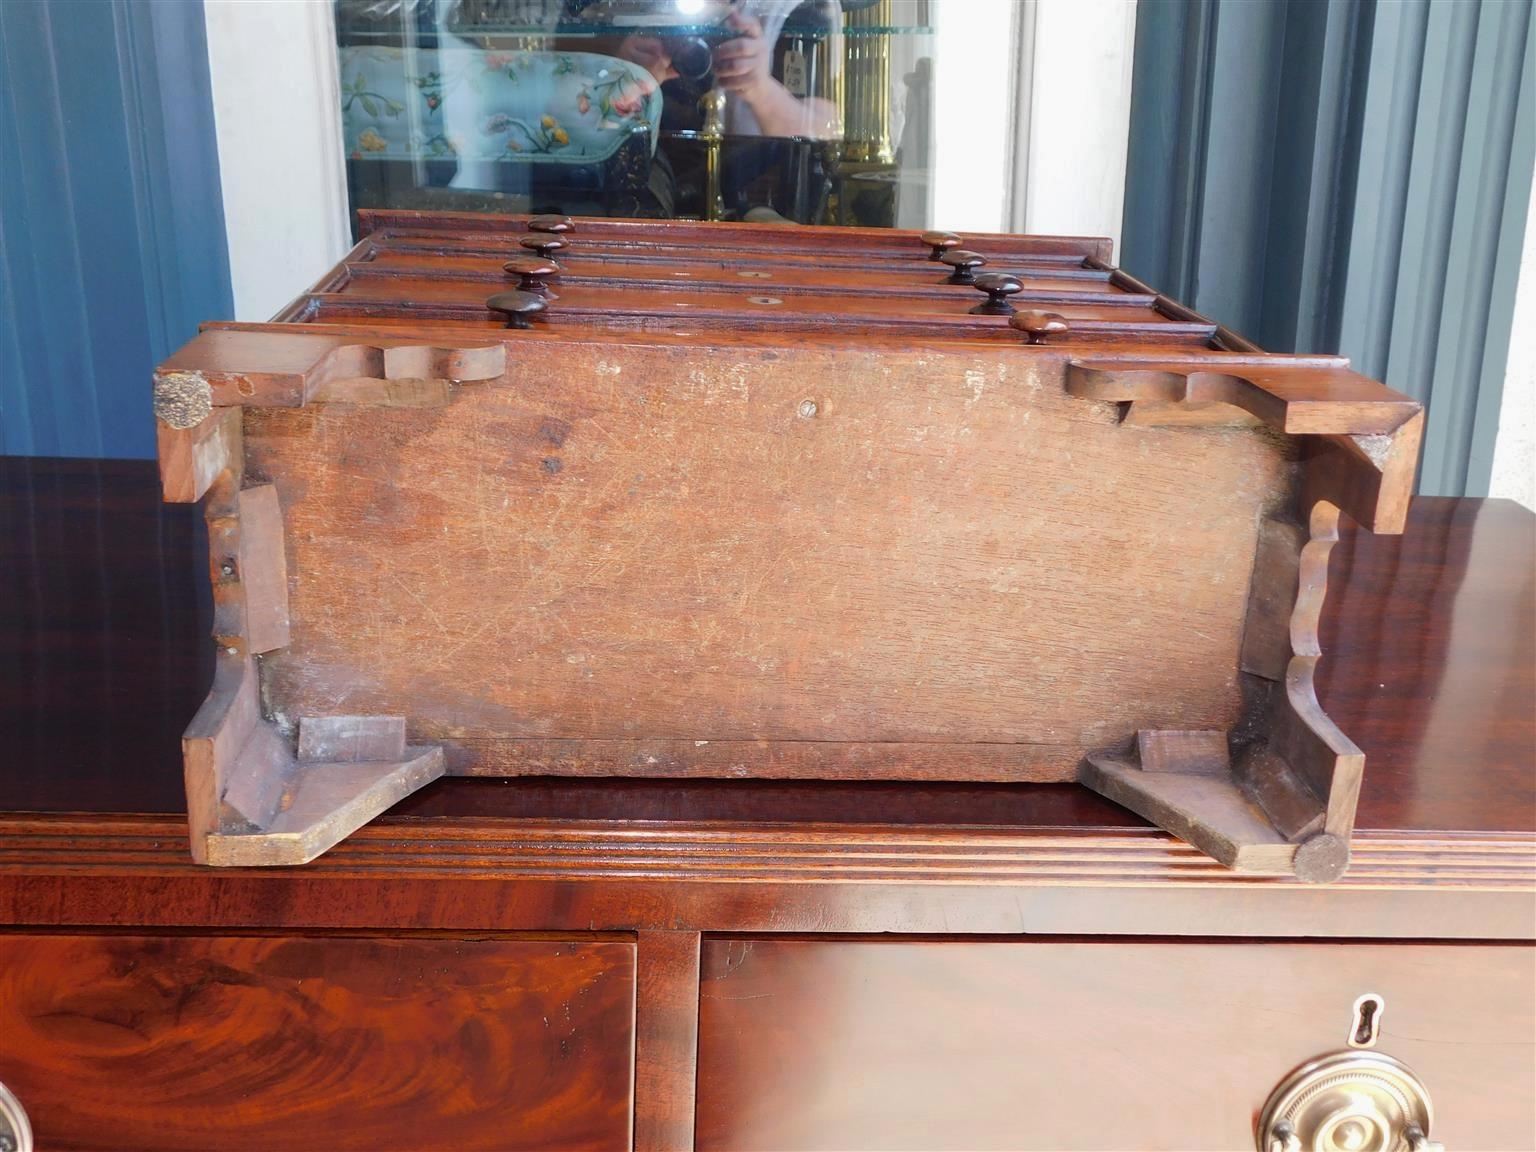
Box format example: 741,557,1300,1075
0,934,634,1151
696,939,1535,1151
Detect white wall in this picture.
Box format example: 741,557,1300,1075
929,0,1018,234
1011,0,1137,259
204,0,350,321
930,0,1136,251
1491,176,1536,511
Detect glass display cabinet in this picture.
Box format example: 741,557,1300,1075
334,0,935,227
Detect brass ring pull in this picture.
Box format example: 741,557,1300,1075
1269,1120,1301,1152
0,1079,33,1152
1263,1120,1444,1152
1257,1051,1441,1152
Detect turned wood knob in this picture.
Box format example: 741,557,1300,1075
940,249,986,286
503,255,560,297
518,234,569,260
486,290,548,330
527,214,574,234
1010,310,1070,344
921,231,961,261
968,273,1024,316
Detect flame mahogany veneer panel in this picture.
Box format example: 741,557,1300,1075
244,341,1292,778
0,934,636,1151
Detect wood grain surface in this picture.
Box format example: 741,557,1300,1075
244,342,1292,779
634,931,702,1152
0,934,635,1151
695,938,1536,1151
353,248,1138,302
354,208,1115,262
0,464,1530,838
278,223,1212,343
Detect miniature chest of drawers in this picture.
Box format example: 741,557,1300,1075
153,213,1422,883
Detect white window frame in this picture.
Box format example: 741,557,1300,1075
204,0,351,322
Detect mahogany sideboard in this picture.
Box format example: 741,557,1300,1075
0,455,1532,1151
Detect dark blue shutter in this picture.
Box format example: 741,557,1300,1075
1122,0,1534,496
0,0,233,458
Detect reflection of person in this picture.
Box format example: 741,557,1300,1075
617,1,841,139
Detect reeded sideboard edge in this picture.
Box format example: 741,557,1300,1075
2,815,1531,941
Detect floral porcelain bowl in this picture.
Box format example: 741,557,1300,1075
339,46,661,172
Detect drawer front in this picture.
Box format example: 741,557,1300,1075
696,939,1535,1151
0,934,634,1151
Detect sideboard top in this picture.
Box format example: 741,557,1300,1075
0,455,1530,839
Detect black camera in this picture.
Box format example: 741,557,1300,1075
665,34,717,81
565,0,738,81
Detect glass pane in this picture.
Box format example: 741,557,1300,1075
334,0,937,227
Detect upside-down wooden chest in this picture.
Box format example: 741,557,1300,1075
152,212,1422,877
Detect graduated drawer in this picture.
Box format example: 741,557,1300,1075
696,938,1535,1151
0,933,634,1151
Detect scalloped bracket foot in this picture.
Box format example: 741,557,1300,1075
176,469,447,866
185,653,446,866
204,742,445,867
1080,730,1347,883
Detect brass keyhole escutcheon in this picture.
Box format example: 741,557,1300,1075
1350,993,1385,1048
1257,1050,1441,1152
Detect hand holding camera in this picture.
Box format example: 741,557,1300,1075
710,10,772,96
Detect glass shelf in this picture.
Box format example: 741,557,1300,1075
340,24,934,42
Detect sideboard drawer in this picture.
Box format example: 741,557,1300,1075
696,938,1535,1151
0,933,635,1151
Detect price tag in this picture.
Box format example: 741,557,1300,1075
782,48,808,96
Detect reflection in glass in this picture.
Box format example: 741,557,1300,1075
334,0,936,227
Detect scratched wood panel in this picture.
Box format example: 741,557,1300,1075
0,934,635,1151
245,342,1294,779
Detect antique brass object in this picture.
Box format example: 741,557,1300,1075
1257,1051,1441,1152
0,1080,33,1152
699,88,728,222
841,0,895,163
